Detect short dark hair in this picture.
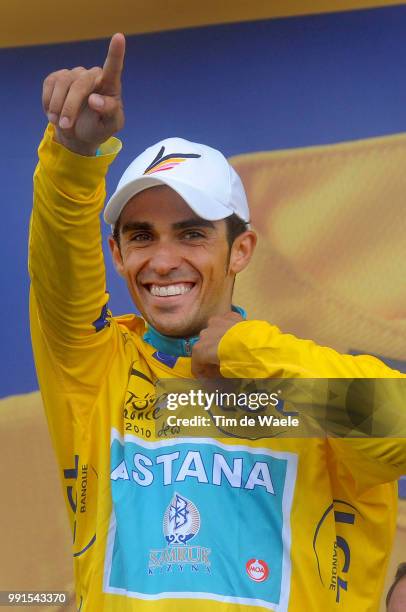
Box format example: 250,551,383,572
112,219,121,246
224,213,250,249
386,562,406,608
112,212,249,250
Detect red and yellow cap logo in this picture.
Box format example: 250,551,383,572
143,145,201,175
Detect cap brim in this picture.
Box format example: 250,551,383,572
104,175,235,225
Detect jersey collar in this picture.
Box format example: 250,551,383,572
143,305,246,357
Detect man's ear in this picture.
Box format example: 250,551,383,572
228,230,257,274
108,235,125,277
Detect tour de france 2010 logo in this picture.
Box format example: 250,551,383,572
148,493,211,575
246,559,270,583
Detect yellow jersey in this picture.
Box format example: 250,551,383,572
29,125,406,612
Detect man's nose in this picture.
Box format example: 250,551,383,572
148,242,182,275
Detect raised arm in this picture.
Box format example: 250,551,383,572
29,34,126,385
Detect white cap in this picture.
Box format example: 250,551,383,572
104,137,250,225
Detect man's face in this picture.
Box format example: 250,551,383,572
109,186,246,337
388,576,406,612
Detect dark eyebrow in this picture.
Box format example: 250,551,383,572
121,221,153,234
172,218,216,231
121,218,216,235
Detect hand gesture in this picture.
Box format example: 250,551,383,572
191,312,243,378
42,33,125,155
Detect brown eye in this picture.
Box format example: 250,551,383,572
183,230,204,240
131,232,152,241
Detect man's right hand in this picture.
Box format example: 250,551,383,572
42,33,126,156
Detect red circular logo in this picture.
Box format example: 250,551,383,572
246,558,270,582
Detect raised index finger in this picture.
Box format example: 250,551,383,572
101,33,126,95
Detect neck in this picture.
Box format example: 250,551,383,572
143,305,246,357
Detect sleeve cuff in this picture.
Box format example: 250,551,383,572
37,124,122,198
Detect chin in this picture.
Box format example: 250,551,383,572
151,317,201,338
155,324,194,338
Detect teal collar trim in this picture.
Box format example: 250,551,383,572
143,305,246,357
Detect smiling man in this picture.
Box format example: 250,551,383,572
29,33,406,612
106,141,255,342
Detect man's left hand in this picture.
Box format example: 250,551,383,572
191,312,243,378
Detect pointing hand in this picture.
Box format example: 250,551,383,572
42,33,126,155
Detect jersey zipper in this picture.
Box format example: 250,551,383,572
184,339,192,356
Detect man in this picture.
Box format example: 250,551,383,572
387,563,406,611
30,33,406,611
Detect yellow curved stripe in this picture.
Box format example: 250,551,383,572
146,158,185,173
1,0,403,49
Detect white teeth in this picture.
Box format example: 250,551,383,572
150,284,193,297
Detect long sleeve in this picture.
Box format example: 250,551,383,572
218,320,406,488
29,126,123,493
29,125,122,391
218,320,405,379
